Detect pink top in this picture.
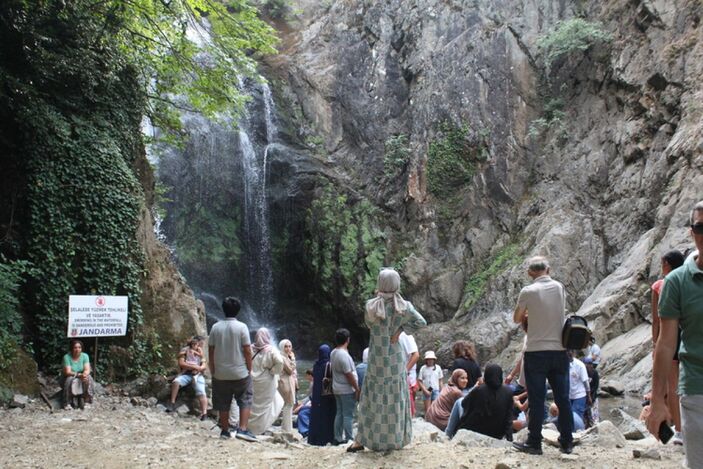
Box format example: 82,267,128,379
652,278,664,296
424,385,463,431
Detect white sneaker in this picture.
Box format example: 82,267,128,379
673,431,683,445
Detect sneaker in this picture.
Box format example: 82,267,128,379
235,429,258,442
220,429,232,439
673,431,683,446
165,402,175,413
512,441,543,455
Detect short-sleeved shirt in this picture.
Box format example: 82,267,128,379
63,352,89,373
208,318,251,380
569,358,589,400
587,343,601,365
419,364,443,390
330,347,357,394
658,253,703,395
517,275,566,352
449,357,482,388
399,332,419,386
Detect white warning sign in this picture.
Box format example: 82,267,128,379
67,295,128,337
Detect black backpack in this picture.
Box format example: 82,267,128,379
562,315,592,349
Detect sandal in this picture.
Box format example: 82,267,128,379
346,443,364,453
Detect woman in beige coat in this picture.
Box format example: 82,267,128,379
278,339,298,432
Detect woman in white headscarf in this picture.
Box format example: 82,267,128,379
248,328,285,435
346,268,427,452
278,338,297,432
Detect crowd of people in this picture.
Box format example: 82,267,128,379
58,201,703,466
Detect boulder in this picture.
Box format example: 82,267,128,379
271,431,301,444
146,397,158,407
175,404,190,416
10,394,29,408
412,418,447,443
580,420,627,448
452,429,512,448
611,408,649,440
600,380,625,396
633,448,661,460
541,428,582,447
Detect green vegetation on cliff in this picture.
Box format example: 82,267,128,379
460,242,521,314
537,18,612,67
305,183,386,308
0,0,277,380
427,122,488,199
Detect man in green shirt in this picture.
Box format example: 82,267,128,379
647,200,703,468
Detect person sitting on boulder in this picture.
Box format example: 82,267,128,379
424,369,468,431
62,339,95,409
168,335,208,420
457,364,514,440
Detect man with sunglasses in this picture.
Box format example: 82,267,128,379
647,201,703,468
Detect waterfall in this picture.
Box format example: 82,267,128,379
239,82,276,322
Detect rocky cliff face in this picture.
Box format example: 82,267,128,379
132,148,207,368
262,0,703,390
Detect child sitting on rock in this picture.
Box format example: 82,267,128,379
167,335,208,420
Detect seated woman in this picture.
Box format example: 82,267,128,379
457,364,514,440
425,369,468,431
62,339,95,409
294,369,314,437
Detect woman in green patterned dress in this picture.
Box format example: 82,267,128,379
347,268,426,452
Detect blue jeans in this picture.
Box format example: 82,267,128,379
334,393,355,442
445,396,465,439
570,396,587,420
524,350,573,446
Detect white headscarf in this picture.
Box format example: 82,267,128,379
365,268,408,324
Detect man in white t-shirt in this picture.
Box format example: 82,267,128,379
568,351,591,421
399,332,420,416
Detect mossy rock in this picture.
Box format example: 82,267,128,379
0,347,39,395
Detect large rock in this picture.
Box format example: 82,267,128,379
600,380,626,397
10,394,29,408
209,0,703,393
452,429,512,449
611,408,650,440
580,420,627,448
412,417,447,443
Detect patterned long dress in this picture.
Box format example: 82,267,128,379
356,302,426,450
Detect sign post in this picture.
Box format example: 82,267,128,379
68,295,129,378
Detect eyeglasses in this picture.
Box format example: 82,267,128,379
692,224,703,235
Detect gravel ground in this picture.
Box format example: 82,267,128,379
0,397,686,469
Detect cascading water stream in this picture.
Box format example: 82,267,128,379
239,82,277,323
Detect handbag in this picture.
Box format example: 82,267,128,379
321,362,333,396
71,377,84,396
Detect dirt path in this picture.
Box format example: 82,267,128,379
0,397,686,468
